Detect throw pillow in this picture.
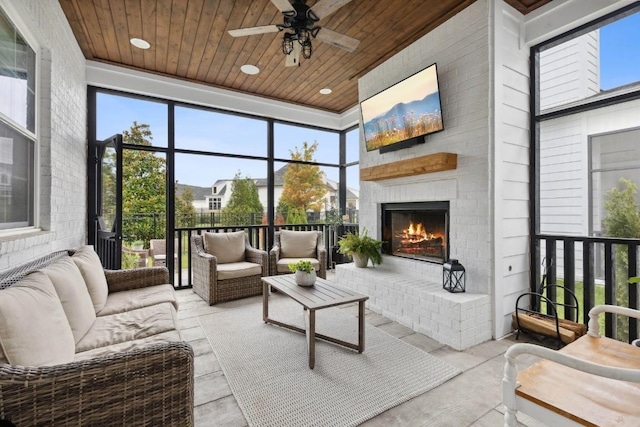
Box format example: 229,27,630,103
0,271,75,366
280,230,318,259
41,256,97,343
203,231,246,264
71,245,109,313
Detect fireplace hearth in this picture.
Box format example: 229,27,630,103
381,202,449,263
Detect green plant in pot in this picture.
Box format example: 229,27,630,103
337,228,383,268
289,260,316,287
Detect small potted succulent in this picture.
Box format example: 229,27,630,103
289,260,316,287
337,228,383,268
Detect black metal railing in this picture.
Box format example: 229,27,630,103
534,234,640,342
172,223,359,288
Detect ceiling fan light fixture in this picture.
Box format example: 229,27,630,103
240,64,260,75
130,38,150,49
282,33,294,55
319,88,332,95
302,39,312,59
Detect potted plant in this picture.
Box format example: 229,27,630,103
131,240,145,250
337,228,383,268
289,260,316,287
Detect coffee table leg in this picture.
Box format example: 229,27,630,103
262,281,268,322
305,308,316,369
358,300,365,353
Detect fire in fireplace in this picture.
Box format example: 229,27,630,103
381,202,449,263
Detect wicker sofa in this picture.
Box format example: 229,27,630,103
0,246,194,426
191,231,268,305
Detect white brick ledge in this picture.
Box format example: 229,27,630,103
335,262,492,350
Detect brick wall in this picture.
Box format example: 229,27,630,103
357,0,491,294
0,0,86,268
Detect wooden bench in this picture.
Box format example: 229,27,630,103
503,305,640,426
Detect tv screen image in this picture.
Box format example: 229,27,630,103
360,63,444,152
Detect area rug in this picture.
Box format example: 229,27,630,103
199,298,461,427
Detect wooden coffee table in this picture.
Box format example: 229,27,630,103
261,274,369,369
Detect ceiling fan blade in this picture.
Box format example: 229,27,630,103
311,0,352,20
285,42,301,67
315,28,360,52
228,25,281,37
270,0,295,13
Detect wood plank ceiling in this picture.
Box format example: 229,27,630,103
59,0,553,114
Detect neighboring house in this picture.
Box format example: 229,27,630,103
192,165,359,215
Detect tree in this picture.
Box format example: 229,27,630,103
603,177,640,341
279,141,326,213
221,171,264,225
175,183,196,227
121,122,166,244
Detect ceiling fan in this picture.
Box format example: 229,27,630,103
228,0,360,67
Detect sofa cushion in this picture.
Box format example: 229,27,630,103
99,284,178,316
75,302,178,353
217,262,262,280
41,256,96,343
280,230,318,259
203,231,245,264
276,258,320,274
72,245,109,313
74,330,181,361
0,271,75,366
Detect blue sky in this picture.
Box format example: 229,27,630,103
600,11,640,90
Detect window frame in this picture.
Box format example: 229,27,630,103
0,3,39,235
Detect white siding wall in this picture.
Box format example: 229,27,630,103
492,0,532,338
358,0,491,295
539,33,600,110
0,0,86,268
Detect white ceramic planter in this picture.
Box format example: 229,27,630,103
294,269,316,287
352,253,369,268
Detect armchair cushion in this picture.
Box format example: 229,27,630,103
203,231,246,264
280,230,318,259
276,258,320,274
0,271,75,366
217,262,263,280
72,245,109,313
41,256,96,343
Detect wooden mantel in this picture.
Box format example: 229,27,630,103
360,152,457,181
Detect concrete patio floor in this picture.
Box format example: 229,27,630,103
176,273,550,427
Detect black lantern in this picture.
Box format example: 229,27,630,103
443,259,465,293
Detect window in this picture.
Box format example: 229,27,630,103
212,198,221,210
0,9,36,231
590,125,640,234
208,197,221,210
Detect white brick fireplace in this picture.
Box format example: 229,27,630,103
335,0,495,350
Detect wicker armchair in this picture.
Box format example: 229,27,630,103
269,230,327,279
191,232,268,305
149,238,178,267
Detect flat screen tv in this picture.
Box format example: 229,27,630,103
360,63,444,153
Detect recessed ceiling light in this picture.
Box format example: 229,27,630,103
319,88,332,95
130,38,150,49
241,64,260,75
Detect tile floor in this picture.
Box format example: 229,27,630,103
176,274,550,427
